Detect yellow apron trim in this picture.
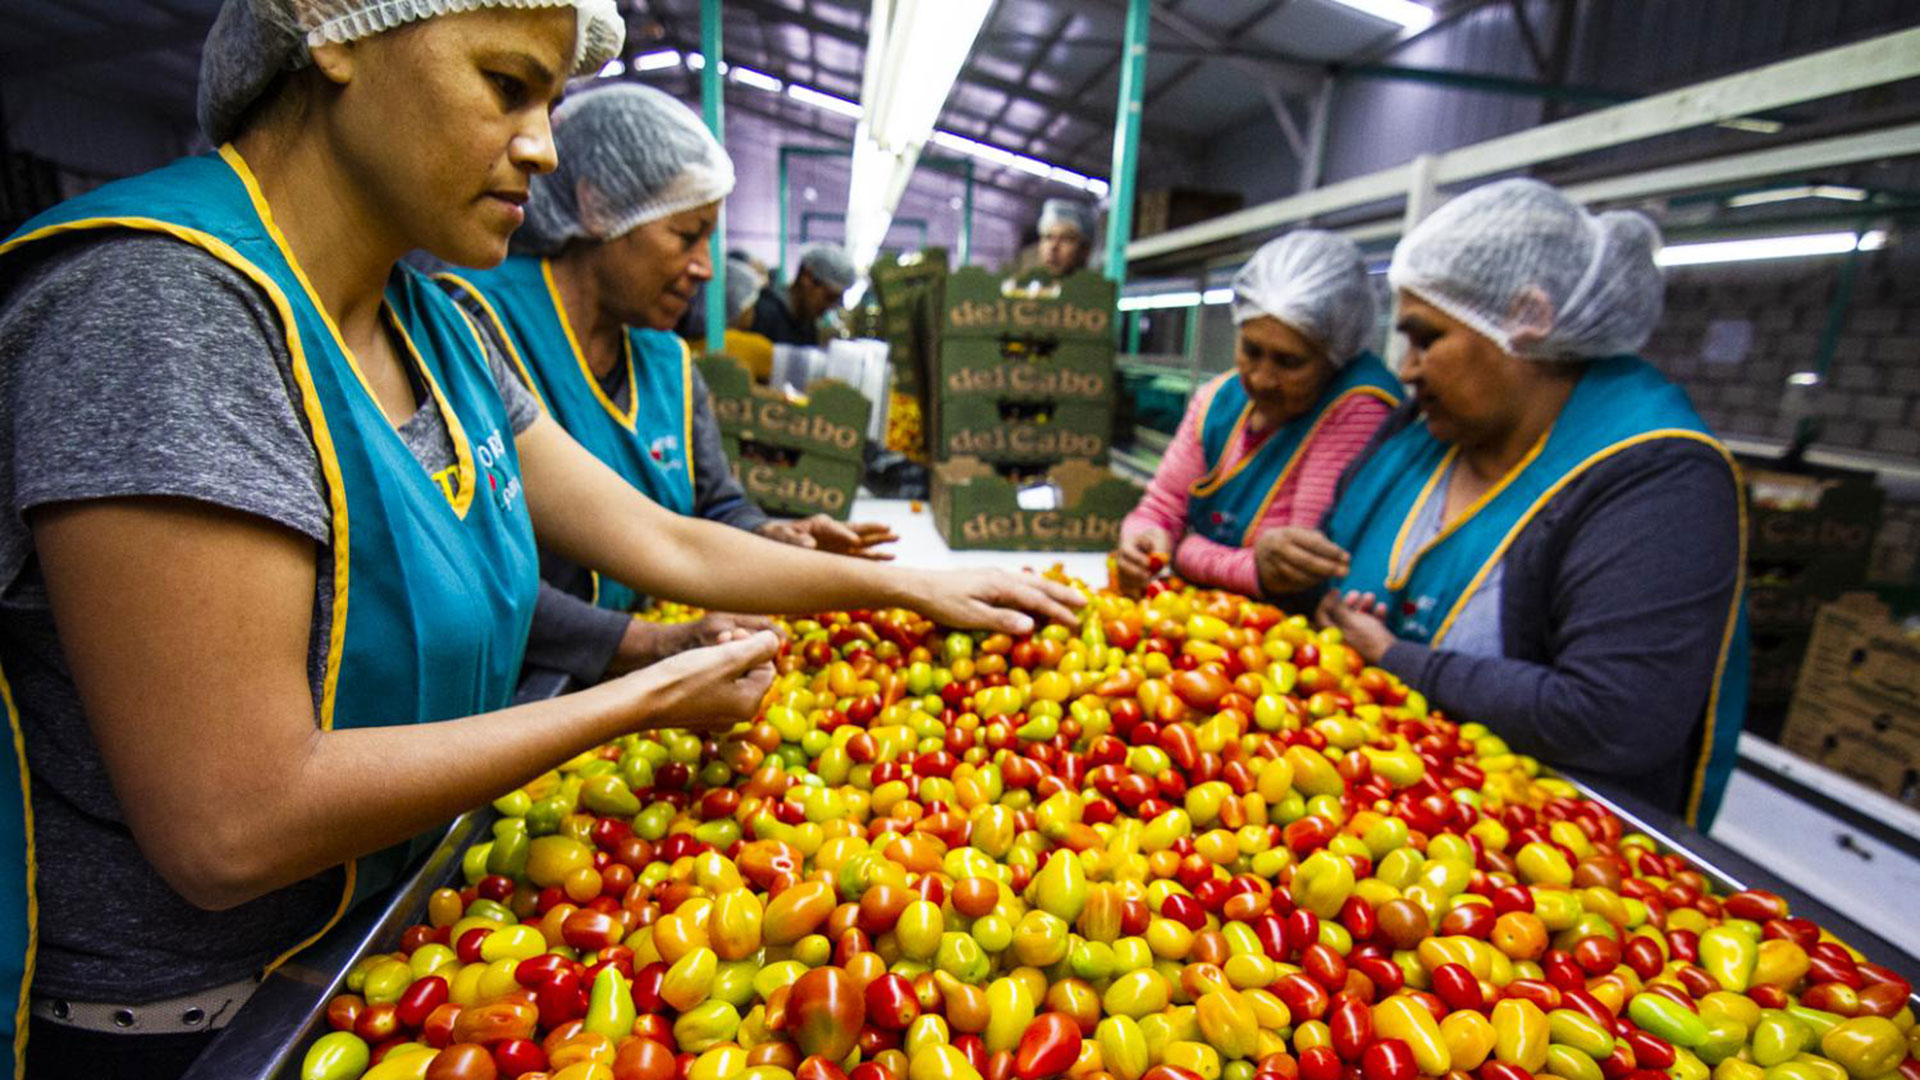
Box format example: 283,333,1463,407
678,336,697,491
1686,450,1748,826
221,145,477,520
1388,423,1553,590
0,203,359,978
384,308,476,520
437,272,552,415
0,665,37,1075
1235,385,1400,548
542,259,639,430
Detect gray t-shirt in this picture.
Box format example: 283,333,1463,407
0,232,538,1002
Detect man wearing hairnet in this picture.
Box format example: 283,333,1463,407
1033,198,1097,278
1114,231,1399,598
1299,179,1747,828
441,85,899,685
751,244,856,346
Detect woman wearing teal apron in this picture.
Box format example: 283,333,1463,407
0,3,1079,1075
439,85,897,683
1114,231,1400,598
1314,179,1747,829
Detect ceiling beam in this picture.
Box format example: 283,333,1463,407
1138,0,1299,112
717,0,1200,151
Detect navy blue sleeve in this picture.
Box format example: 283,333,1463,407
1379,442,1742,781
688,368,772,532
522,581,630,683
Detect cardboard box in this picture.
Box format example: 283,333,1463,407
931,457,1138,551
1744,461,1885,565
941,269,1117,343
872,250,949,397
938,338,1114,403
698,354,871,464
1779,593,1920,805
723,442,863,522
1748,629,1812,707
1133,186,1246,240
935,396,1111,463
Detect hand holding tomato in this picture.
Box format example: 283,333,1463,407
1254,526,1351,595
1113,527,1172,597
1315,589,1395,664
625,629,780,732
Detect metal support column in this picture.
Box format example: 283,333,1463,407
1793,236,1870,455
1126,312,1143,355
778,147,791,286
960,161,976,267
1298,77,1335,194
1103,0,1150,288
701,0,727,346
1386,153,1440,370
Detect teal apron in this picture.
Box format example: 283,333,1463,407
0,146,540,1057
440,257,695,613
1324,356,1748,827
1188,352,1401,547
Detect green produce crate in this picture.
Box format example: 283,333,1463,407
935,395,1111,464
940,268,1116,342
698,354,870,465
722,440,863,522
931,457,1139,551
937,338,1113,403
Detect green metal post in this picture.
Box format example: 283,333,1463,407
1126,312,1143,354
701,0,726,347
778,147,791,287
960,161,976,266
1103,0,1149,288
1795,236,1869,454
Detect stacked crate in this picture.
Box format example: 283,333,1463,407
697,354,872,522
1741,460,1886,741
930,268,1117,468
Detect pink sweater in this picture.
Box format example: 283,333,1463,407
1122,372,1393,596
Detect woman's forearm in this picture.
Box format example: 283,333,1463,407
1173,532,1261,596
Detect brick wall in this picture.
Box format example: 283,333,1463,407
1641,241,1920,591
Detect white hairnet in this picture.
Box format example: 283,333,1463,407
1039,198,1096,239
1230,230,1377,364
1389,178,1665,361
798,246,857,294
515,84,736,254
725,258,764,321
198,0,623,144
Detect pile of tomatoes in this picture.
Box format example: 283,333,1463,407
299,577,1919,1080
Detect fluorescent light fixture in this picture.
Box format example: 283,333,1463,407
1724,184,1869,209
684,53,729,74
787,83,864,119
1786,371,1823,387
598,58,626,78
1085,178,1111,198
1204,288,1233,304
845,0,995,270
631,49,682,72
1717,117,1784,135
1656,229,1887,267
1119,291,1203,311
730,65,784,93
1326,0,1434,31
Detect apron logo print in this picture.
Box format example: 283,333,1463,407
648,435,684,472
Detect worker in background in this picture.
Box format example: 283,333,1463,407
1113,231,1399,597
440,85,899,686
0,2,1081,1072
691,255,777,381
1034,197,1097,279
1301,179,1747,827
751,243,855,346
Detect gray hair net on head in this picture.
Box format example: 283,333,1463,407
1039,198,1096,240
514,83,736,256
1230,230,1377,365
725,258,764,321
798,246,857,295
1388,178,1665,361
198,0,624,145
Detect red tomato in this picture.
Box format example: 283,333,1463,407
1360,1040,1416,1080
790,966,865,1061
491,1038,547,1079
1014,1012,1083,1080
426,1043,499,1080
